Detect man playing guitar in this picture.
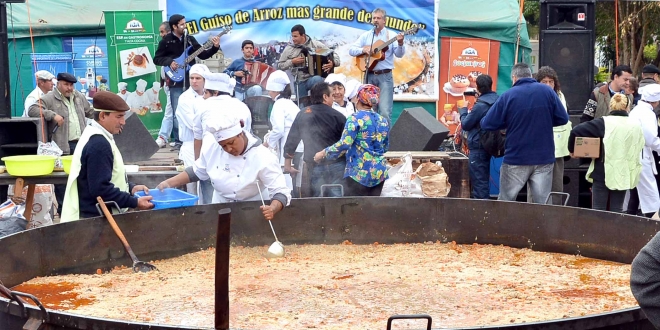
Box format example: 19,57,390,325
154,14,221,150
349,8,405,122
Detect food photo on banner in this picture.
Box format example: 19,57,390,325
165,0,437,100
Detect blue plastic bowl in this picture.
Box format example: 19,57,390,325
135,188,198,210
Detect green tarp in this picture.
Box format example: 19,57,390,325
438,0,532,94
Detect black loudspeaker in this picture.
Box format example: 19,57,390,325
114,114,159,162
389,107,449,151
540,0,595,113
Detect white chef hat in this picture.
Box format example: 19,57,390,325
206,113,243,142
118,82,128,91
266,70,290,92
325,73,346,86
344,79,362,99
190,64,210,78
136,79,147,93
152,82,161,91
205,72,235,93
35,70,55,81
641,84,660,102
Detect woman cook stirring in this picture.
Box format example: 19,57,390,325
157,113,291,220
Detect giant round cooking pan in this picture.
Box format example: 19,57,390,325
0,197,657,329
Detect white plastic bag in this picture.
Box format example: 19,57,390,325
381,153,424,197
8,184,54,228
0,199,22,219
38,141,63,168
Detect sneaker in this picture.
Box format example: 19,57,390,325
156,137,166,148
169,142,176,147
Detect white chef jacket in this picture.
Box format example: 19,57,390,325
126,91,151,112
193,95,252,141
332,99,356,118
176,88,205,143
268,96,303,165
629,100,660,214
23,87,48,117
147,89,160,108
193,132,291,204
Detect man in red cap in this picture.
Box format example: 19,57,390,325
61,91,154,222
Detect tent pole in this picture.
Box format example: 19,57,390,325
514,0,525,64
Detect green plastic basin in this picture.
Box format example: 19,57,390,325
60,155,73,174
1,155,57,176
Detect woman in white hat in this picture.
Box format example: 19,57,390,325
157,114,290,220
325,73,356,118
265,70,304,195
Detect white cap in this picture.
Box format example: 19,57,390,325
325,73,346,86
190,64,210,78
344,79,361,99
206,113,243,142
205,72,235,93
266,70,290,92
641,84,660,102
118,82,128,91
35,70,55,81
152,82,161,91
136,79,147,92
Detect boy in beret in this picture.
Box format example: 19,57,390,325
61,91,154,222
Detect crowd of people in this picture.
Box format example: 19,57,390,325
458,61,660,217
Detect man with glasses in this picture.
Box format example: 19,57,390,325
154,14,221,150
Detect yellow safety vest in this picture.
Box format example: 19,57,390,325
586,115,645,190
61,122,129,222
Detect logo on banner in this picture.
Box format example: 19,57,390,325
461,47,478,57
453,43,486,69
82,45,104,58
125,18,146,32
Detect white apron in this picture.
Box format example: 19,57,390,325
630,101,660,214
61,122,129,222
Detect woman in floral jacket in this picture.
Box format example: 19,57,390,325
314,84,390,196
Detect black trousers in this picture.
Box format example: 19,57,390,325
592,180,626,213
344,177,384,197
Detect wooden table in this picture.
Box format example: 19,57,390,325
0,170,180,223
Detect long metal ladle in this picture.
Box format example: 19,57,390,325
255,181,285,258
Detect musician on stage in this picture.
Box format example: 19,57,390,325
349,8,405,122
278,24,340,106
154,14,221,150
224,40,264,101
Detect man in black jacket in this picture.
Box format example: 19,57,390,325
153,14,221,149
283,82,347,197
459,74,498,199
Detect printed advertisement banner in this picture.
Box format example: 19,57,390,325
62,37,111,94
105,10,165,138
29,53,73,86
437,37,500,134
165,0,436,100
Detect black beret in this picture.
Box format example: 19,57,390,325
93,91,130,112
643,64,660,75
56,72,77,83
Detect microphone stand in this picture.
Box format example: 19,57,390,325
183,28,189,91
363,24,378,85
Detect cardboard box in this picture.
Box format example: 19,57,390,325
574,137,600,158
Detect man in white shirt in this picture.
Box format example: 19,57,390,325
23,70,55,117
126,79,151,115
176,64,210,198
193,72,252,204
348,8,405,122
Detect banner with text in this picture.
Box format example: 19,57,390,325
105,10,165,138
437,37,500,134
29,53,73,86
166,0,436,100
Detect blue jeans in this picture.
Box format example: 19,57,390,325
157,86,174,142
310,161,346,197
468,149,491,199
366,71,394,122
235,85,263,101
159,85,183,144
199,179,214,205
295,76,324,109
498,163,553,203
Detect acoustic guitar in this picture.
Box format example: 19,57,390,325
355,25,419,72
164,25,232,82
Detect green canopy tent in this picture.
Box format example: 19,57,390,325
7,0,157,116
438,0,532,94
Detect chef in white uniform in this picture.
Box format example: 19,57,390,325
264,70,303,192
175,64,209,198
147,82,162,113
117,82,128,102
325,73,356,118
629,84,660,217
126,79,151,114
157,114,291,220
344,79,362,104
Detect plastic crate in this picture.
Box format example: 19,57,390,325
135,188,198,210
